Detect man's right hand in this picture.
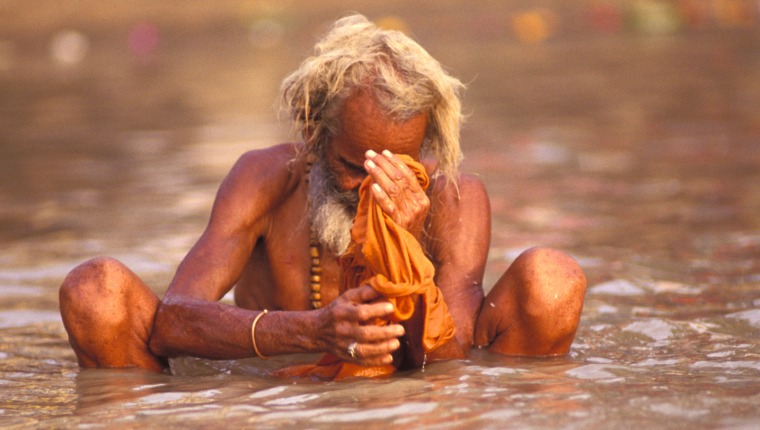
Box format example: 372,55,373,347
316,284,405,366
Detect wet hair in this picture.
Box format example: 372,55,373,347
281,13,465,181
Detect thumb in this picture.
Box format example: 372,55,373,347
344,284,382,304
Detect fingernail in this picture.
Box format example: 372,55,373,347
384,303,394,313
372,183,382,194
365,159,376,169
366,149,378,158
382,150,393,157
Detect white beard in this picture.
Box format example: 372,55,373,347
307,160,359,256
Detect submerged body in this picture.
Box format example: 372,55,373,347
58,15,586,375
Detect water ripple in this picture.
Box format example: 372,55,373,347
311,402,438,423
726,309,760,328
590,279,645,296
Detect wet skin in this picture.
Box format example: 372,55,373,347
59,89,586,372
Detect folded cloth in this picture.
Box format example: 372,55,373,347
274,155,456,380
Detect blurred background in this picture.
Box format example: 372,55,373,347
1,0,759,292
3,0,759,282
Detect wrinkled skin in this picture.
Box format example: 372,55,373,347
59,89,586,372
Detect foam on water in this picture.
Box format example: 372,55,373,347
622,319,676,342
590,279,646,296
726,309,760,328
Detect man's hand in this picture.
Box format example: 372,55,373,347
316,284,405,366
364,149,430,238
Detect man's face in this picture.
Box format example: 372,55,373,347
308,89,428,255
324,89,428,194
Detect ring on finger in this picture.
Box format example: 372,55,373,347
347,341,358,359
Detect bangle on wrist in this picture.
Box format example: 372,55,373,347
251,309,269,359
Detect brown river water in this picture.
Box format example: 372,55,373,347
1,1,759,428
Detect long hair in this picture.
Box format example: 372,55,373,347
281,14,465,182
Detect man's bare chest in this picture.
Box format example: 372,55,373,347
238,197,344,311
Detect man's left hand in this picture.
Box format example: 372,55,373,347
364,149,430,237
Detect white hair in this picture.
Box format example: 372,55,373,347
307,158,357,255
281,14,465,182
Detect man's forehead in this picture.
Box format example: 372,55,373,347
336,89,428,158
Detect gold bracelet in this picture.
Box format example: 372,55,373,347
251,309,269,359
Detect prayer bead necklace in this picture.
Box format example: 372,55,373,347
308,227,322,309
305,156,322,309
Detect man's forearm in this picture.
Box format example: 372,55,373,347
149,299,320,360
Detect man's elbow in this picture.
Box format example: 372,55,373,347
147,301,175,358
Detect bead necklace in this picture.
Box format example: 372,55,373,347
308,226,322,309
305,156,322,309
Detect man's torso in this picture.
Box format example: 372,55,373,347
231,144,449,312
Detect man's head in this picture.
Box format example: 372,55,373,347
281,13,465,183
306,88,429,255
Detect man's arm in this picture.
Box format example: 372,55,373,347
148,145,404,365
393,174,490,365
425,174,490,356
363,150,490,360
148,145,295,359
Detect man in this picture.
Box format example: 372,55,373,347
59,14,586,374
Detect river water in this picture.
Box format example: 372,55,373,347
1,1,760,428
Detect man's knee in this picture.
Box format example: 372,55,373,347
482,247,586,355
59,257,134,326
512,247,586,320
59,257,164,370
60,257,130,299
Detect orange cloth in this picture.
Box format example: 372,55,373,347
274,156,456,380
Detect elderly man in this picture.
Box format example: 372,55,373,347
59,14,586,374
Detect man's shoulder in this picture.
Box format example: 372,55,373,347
228,143,303,184
234,143,300,170
208,143,305,233
217,143,305,206
426,172,490,229
424,172,490,263
428,172,488,204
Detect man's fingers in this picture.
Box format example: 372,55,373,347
334,313,404,341
364,149,429,236
338,285,397,323
365,150,422,195
343,283,383,304
349,338,401,363
364,158,399,196
356,322,405,342
354,301,395,323
382,149,418,184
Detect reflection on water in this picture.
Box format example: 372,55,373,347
2,1,760,428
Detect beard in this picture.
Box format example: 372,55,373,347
307,159,360,256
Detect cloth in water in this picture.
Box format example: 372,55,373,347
274,155,456,380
